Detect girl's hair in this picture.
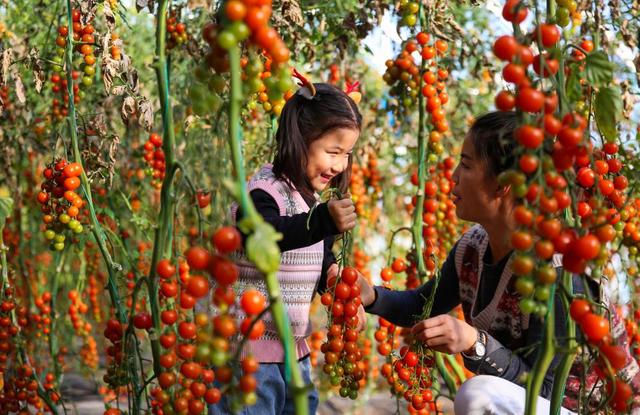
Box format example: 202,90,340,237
469,111,518,178
272,82,362,200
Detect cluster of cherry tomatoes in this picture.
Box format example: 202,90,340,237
350,150,382,224
319,266,366,399
397,0,419,27
249,55,293,116
383,34,448,115
195,0,293,119
144,225,268,413
52,9,97,120
166,10,189,50
409,157,460,281
142,133,166,190
570,298,632,412
417,32,450,146
37,159,86,250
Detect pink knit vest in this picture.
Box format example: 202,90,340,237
230,164,324,363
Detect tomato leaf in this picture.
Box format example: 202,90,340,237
585,51,614,86
246,220,282,275
0,196,13,230
594,86,622,143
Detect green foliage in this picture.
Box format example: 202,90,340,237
243,219,282,275
594,86,623,143
0,196,13,230
584,51,615,86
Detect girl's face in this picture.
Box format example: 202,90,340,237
451,135,503,224
306,127,359,193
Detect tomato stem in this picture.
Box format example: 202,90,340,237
412,3,429,283
63,0,127,326
524,285,556,414
550,270,578,414
226,44,309,414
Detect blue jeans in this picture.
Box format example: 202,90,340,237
208,356,319,415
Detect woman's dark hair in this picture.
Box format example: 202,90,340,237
469,111,518,178
272,83,362,200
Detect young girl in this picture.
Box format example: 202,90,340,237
210,82,362,414
359,111,640,414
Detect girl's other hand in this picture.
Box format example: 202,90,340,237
327,194,357,233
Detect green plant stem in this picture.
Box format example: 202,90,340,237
64,0,126,324
524,286,556,415
49,252,66,381
145,0,180,382
444,353,467,383
550,271,577,414
412,0,429,282
435,351,457,395
227,45,308,415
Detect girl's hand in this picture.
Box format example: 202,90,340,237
327,194,357,233
410,315,478,354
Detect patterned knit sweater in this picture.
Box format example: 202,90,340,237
367,224,640,412
230,164,324,363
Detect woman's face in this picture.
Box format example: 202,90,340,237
451,135,503,224
306,128,359,193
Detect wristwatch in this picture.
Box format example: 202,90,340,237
462,329,487,361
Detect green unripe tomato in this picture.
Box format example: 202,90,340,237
194,65,210,83
217,30,236,50
208,75,226,93
53,242,65,251
82,76,93,86
206,92,222,112
244,77,263,94
406,2,419,13
519,298,536,314
210,350,227,367
44,230,56,240
73,224,83,234
557,8,570,27
534,285,550,301
515,277,535,296
54,234,65,243
189,84,206,104
277,75,294,93
84,65,96,76
229,22,250,41
59,213,71,224
402,14,417,27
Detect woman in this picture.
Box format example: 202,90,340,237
359,111,639,414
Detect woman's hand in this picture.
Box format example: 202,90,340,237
357,273,376,308
411,315,478,354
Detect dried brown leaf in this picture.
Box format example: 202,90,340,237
11,70,25,103
29,48,45,93
104,3,116,31
121,95,136,124
281,0,304,27
1,49,12,85
137,98,154,131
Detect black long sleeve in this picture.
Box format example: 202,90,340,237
235,189,339,252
